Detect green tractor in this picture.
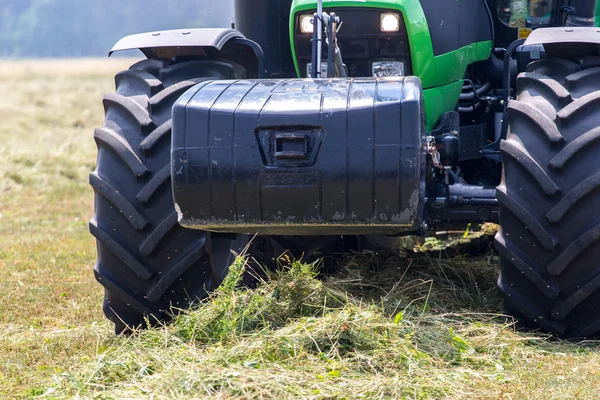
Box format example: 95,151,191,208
92,0,600,337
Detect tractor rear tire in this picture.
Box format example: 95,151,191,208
91,58,249,333
498,58,600,337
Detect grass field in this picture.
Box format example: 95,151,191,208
2,59,600,399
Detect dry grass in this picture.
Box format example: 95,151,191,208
0,58,134,398
1,58,600,399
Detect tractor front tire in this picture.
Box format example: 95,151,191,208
498,59,600,337
91,58,248,333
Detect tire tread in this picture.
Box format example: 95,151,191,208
499,59,600,337
91,58,245,331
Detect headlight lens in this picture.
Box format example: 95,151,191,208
299,14,314,34
380,13,400,32
372,61,405,77
306,61,328,78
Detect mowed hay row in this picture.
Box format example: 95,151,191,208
0,58,138,79
0,58,140,189
0,58,137,397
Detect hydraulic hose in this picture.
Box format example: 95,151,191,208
459,81,492,101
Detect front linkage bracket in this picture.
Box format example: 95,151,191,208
311,0,346,78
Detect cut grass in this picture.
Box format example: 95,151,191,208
0,59,131,398
1,59,600,399
43,255,600,399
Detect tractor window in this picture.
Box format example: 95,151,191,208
497,0,554,28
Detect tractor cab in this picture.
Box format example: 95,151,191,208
497,0,555,28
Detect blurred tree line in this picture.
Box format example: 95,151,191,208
0,0,233,58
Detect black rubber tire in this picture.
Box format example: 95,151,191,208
91,58,249,333
497,58,600,338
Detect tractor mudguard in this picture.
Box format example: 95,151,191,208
109,28,264,78
171,77,426,235
525,27,600,45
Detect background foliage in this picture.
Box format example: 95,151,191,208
0,0,233,58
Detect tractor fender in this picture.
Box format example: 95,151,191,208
109,28,265,78
523,27,600,58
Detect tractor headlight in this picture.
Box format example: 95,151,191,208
380,13,400,32
299,14,314,34
372,61,405,77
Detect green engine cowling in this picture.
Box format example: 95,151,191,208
289,0,493,131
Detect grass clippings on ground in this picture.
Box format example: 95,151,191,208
1,59,600,399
